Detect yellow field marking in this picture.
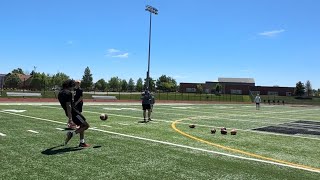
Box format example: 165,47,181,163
171,119,320,172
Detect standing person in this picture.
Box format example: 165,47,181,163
150,93,155,113
58,79,90,147
141,90,152,123
254,94,261,110
74,80,83,114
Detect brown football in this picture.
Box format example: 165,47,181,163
189,124,196,128
211,128,216,134
231,129,237,135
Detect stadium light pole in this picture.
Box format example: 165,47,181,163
145,5,158,91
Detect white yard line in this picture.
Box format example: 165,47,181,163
55,128,64,131
1,110,318,173
27,130,39,134
101,125,112,128
0,132,6,137
118,123,129,126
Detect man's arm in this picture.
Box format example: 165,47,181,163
75,96,83,106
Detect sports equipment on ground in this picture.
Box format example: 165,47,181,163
189,124,195,128
211,128,216,134
100,114,108,121
231,129,237,135
221,127,227,135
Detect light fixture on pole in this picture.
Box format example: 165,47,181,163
145,5,158,91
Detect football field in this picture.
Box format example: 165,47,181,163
0,102,319,180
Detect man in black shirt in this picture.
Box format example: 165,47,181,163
74,80,83,113
58,79,90,147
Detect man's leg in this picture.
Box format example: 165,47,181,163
143,110,147,122
148,109,152,121
65,114,90,146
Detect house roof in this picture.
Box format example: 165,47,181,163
17,74,32,81
218,78,255,84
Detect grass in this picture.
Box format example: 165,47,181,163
0,103,319,179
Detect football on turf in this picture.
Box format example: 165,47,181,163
211,128,216,134
189,124,196,128
231,129,237,135
100,114,108,121
221,127,227,135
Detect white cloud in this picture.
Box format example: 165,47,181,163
106,48,129,58
66,40,73,45
111,53,129,58
258,29,285,37
107,48,120,53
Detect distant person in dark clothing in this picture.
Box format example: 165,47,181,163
58,79,90,147
141,90,152,123
74,80,83,113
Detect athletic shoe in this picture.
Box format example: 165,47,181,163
148,118,152,121
79,143,90,148
64,132,73,145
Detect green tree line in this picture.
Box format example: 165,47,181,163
2,67,179,92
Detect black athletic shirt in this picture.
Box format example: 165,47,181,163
74,87,83,103
58,89,73,116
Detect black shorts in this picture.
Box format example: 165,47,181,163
74,102,83,112
256,103,260,105
72,110,86,126
142,104,151,110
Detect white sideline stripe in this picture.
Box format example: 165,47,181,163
101,125,112,128
55,128,64,131
118,123,129,126
0,132,6,136
27,130,39,134
39,106,320,141
1,110,319,173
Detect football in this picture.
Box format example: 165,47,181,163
231,129,237,135
211,128,216,134
189,124,196,128
100,113,108,121
221,127,227,135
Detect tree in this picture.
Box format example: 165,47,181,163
28,72,51,90
305,80,312,96
196,84,203,94
215,83,222,94
81,67,93,91
128,78,135,92
4,73,21,88
294,81,305,96
120,79,128,92
144,77,155,92
51,72,69,88
108,77,120,91
136,78,143,92
156,75,177,92
11,68,24,75
95,79,107,91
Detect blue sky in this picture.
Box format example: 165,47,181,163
0,0,319,88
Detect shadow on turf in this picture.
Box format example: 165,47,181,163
41,145,103,155
41,145,83,155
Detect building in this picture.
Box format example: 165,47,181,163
250,86,294,96
180,77,295,96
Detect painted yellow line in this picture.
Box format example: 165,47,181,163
171,119,320,172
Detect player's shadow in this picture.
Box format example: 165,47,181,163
41,145,83,155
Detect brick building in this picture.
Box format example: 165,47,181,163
180,77,295,96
